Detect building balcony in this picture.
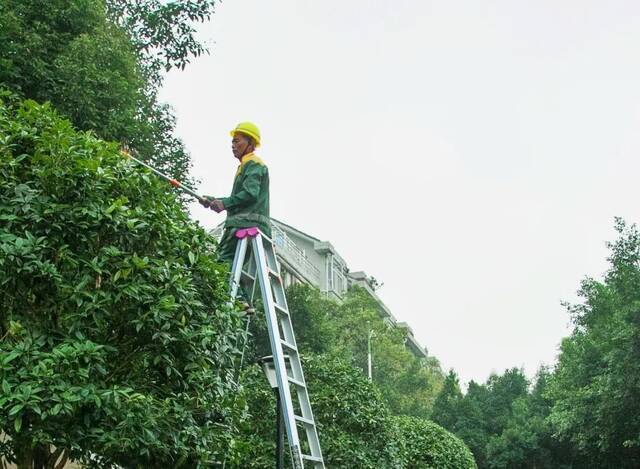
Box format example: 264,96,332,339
271,224,322,285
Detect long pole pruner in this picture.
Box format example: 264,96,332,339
120,147,207,204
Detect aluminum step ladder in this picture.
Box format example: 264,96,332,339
229,227,325,469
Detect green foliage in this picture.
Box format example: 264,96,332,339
304,355,402,468
483,367,577,469
285,285,444,418
232,285,468,467
435,220,640,468
546,219,640,468
0,0,219,186
0,98,245,467
485,397,548,469
286,284,339,356
226,364,278,469
432,368,531,468
431,370,463,430
453,380,491,467
233,355,402,468
106,0,218,74
334,288,444,417
483,369,529,435
394,415,477,469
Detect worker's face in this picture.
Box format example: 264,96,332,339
232,133,253,159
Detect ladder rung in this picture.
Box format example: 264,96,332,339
241,271,255,281
294,415,315,426
274,304,289,315
281,340,298,352
288,377,306,388
268,268,280,278
302,454,323,463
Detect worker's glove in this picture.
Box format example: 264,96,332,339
199,196,213,208
211,199,225,213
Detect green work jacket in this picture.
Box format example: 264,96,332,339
218,153,271,236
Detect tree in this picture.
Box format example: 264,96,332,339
284,283,338,356
105,0,217,74
431,369,463,430
483,368,529,433
455,380,491,468
327,287,443,417
0,0,219,186
0,98,245,468
485,397,549,469
546,219,640,468
282,286,444,418
434,368,529,468
485,368,576,469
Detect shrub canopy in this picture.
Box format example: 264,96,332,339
0,97,244,468
395,415,477,469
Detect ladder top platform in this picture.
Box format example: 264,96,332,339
234,227,260,239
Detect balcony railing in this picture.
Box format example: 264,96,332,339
271,224,321,285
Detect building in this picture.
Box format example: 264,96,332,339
212,219,428,359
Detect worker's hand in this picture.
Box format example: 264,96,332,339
199,196,212,208
211,199,225,213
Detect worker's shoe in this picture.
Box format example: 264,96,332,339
241,301,256,315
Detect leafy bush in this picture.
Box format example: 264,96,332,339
232,355,402,468
0,97,245,468
226,364,280,468
394,415,477,469
305,355,403,468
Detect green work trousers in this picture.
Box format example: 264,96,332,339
218,228,239,265
219,228,256,303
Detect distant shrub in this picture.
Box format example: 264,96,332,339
394,415,477,469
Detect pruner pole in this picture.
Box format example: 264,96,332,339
120,148,205,203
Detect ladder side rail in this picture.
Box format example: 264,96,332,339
287,343,323,462
278,313,297,348
265,241,324,466
298,384,323,461
260,232,279,271
252,234,305,469
229,237,249,299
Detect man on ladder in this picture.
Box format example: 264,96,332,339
201,121,271,265
203,122,325,468
123,122,324,467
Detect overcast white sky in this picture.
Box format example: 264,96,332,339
159,0,640,386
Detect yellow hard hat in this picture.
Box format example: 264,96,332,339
230,121,261,147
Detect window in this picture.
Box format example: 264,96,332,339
332,258,346,295
326,255,333,292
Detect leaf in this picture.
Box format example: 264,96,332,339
14,415,22,432
105,201,119,214
9,403,23,416
2,352,19,365
144,428,155,441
